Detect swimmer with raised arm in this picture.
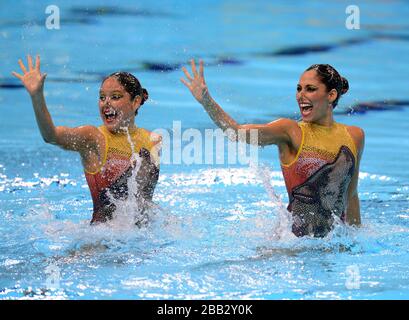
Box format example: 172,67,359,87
13,55,161,225
181,60,364,237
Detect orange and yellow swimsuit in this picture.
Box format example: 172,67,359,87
85,126,160,224
281,121,357,237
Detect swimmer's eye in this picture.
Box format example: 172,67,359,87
306,87,317,92
99,95,106,101
111,95,122,100
297,85,317,93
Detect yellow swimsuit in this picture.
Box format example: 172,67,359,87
85,126,160,224
281,121,358,237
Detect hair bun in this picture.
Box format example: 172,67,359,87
141,88,149,105
341,77,349,95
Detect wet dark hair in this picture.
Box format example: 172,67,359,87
103,72,149,115
305,64,349,108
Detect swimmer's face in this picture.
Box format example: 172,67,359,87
296,70,337,123
99,77,141,133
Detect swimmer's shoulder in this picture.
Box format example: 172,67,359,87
77,125,103,136
56,125,104,149
79,125,105,145
345,124,365,155
268,117,299,127
266,118,301,134
137,127,162,147
262,118,302,151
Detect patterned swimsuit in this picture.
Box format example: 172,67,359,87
84,126,160,224
281,121,357,237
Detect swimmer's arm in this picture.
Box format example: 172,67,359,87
181,59,238,131
346,127,365,226
53,125,101,153
30,94,99,152
29,91,58,144
12,55,100,152
346,174,361,226
238,119,298,146
12,55,56,143
181,59,296,146
148,132,162,168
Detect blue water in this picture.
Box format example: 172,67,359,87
1,0,409,299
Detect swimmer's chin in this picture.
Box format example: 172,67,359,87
300,117,314,123
103,121,134,134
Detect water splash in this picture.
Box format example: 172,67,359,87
103,127,155,229
253,163,296,241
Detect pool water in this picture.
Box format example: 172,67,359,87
1,0,409,299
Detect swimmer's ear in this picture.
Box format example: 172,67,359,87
132,95,142,111
328,88,338,105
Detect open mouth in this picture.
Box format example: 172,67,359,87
103,108,118,123
299,102,313,116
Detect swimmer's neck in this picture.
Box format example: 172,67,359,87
107,124,138,134
312,119,334,127
308,114,335,127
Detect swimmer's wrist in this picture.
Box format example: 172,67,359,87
199,89,212,105
29,90,44,100
30,91,46,108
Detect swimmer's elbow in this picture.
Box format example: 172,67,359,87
233,125,260,145
41,127,59,145
44,133,61,146
43,135,57,145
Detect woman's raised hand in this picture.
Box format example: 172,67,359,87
12,55,47,96
181,59,209,104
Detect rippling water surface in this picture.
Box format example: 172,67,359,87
1,0,409,299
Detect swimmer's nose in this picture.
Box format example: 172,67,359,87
297,89,307,101
296,91,303,101
102,97,113,106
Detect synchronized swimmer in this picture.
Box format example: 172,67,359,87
181,60,364,237
13,55,161,225
13,55,364,238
